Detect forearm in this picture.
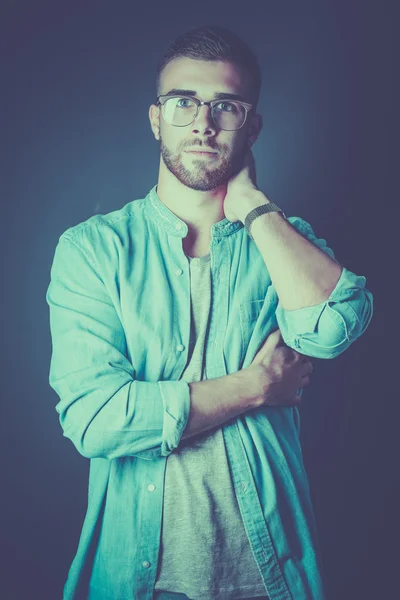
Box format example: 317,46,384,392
241,191,343,311
54,366,262,457
181,366,264,441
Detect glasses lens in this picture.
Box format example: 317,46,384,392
162,97,246,130
213,101,246,130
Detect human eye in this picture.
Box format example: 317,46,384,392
215,101,237,112
176,96,196,108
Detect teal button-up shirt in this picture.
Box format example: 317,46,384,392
46,184,373,600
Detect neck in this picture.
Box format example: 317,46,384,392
156,176,226,242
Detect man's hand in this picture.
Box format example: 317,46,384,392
246,328,313,407
223,148,260,223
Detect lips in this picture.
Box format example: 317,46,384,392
186,149,217,154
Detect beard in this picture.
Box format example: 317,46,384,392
159,137,247,192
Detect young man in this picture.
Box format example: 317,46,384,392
46,25,373,600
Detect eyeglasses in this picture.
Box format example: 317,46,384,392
156,95,253,131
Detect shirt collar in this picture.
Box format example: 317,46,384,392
145,184,243,239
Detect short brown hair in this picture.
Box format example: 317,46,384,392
156,25,261,113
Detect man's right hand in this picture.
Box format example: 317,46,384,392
247,328,313,407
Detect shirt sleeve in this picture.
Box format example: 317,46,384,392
275,217,374,359
46,234,191,460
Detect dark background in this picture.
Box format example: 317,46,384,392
1,1,396,598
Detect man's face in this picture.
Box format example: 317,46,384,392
150,58,261,192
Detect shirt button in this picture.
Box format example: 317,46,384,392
148,484,156,492
175,268,183,276
142,561,151,568
176,344,185,352
175,223,183,230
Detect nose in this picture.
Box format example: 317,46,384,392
192,104,216,132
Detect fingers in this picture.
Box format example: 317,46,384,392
296,353,313,371
268,328,284,343
304,360,313,373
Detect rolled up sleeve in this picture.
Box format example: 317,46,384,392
275,218,374,359
46,234,190,460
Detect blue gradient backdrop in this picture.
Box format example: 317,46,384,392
1,1,394,599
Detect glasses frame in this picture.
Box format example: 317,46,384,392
156,95,254,131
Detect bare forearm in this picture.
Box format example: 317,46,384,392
240,191,343,311
181,367,263,441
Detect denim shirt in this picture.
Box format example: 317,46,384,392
46,184,373,600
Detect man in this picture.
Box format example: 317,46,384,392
46,25,373,600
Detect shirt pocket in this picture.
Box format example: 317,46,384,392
239,298,266,357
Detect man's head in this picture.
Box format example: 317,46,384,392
149,25,263,193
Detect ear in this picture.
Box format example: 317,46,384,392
149,104,160,141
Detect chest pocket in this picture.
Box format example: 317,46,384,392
239,298,265,356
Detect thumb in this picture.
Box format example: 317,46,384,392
266,328,284,347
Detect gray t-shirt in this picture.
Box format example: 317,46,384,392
154,253,268,600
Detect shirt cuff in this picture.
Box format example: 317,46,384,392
159,380,191,456
275,266,373,358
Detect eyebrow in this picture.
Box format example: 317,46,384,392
163,88,246,102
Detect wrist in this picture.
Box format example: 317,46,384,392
240,364,268,408
239,191,271,224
